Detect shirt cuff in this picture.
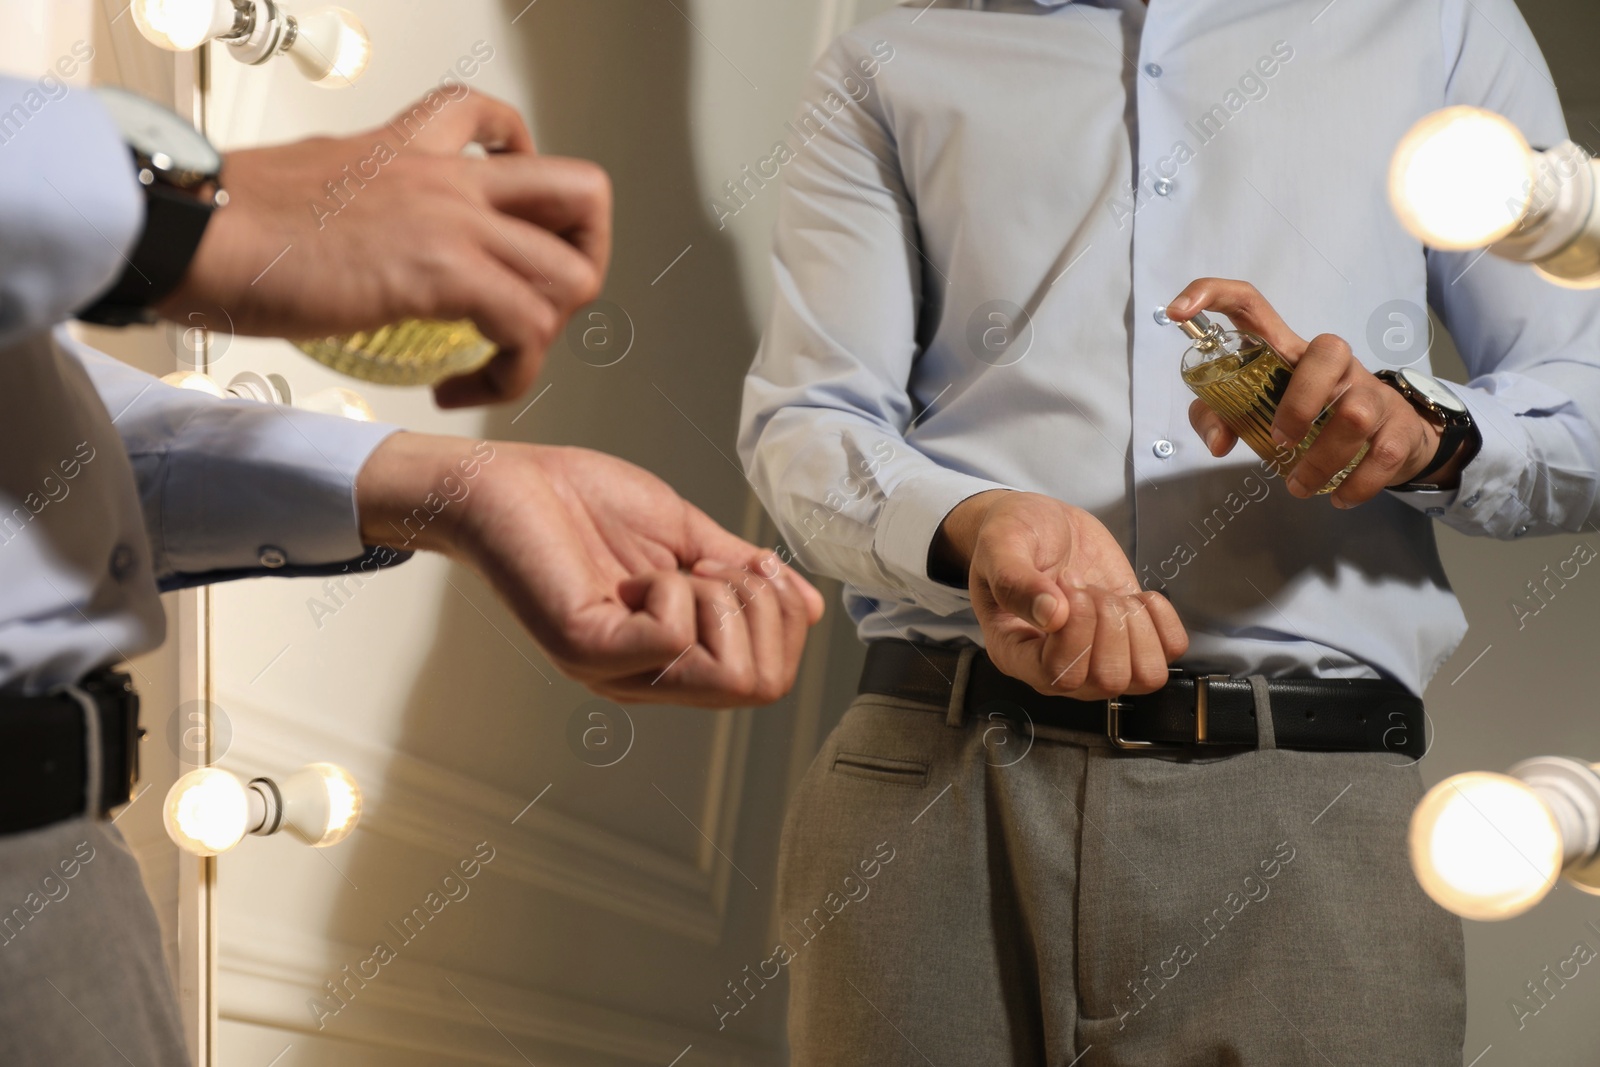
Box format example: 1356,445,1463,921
156,403,402,579
1385,381,1532,537
873,468,1014,616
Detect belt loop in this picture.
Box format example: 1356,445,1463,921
947,646,978,728
62,683,105,819
1248,675,1277,751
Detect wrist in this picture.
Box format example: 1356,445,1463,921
930,489,1009,586
356,432,506,555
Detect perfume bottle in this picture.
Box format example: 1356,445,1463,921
1157,308,1366,494
295,319,495,387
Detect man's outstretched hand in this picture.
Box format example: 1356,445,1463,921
157,92,610,409
933,491,1188,699
356,433,824,708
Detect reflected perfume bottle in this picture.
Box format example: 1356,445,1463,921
295,319,495,387
1158,307,1366,494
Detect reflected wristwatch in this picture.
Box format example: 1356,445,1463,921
77,87,226,328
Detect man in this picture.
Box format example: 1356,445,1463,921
740,0,1600,1063
0,83,820,1063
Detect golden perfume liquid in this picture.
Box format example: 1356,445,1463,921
295,319,495,387
1165,311,1367,494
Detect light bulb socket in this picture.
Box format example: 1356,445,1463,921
223,0,256,41
248,776,284,836
1493,144,1598,263
225,0,290,65
1511,756,1600,890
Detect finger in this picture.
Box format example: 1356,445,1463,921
469,210,602,312
394,92,537,155
1119,596,1169,695
429,257,561,407
980,534,1069,633
696,554,816,680
1330,420,1419,507
560,569,695,682
1038,587,1098,694
1166,277,1308,361
786,564,825,624
701,560,788,704
608,576,753,705
1286,379,1386,498
1138,591,1190,661
1189,397,1238,456
480,155,613,277
1083,592,1134,697
682,506,826,624
679,575,758,702
771,568,813,691
1273,333,1354,449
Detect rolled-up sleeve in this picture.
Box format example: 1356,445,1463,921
0,76,142,349
738,40,1012,617
1394,0,1600,536
64,330,403,587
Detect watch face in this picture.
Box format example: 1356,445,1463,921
93,87,220,181
1398,368,1467,414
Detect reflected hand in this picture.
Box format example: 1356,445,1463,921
1167,278,1476,504
933,490,1188,699
357,434,824,708
158,91,611,408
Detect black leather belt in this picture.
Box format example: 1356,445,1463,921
0,670,141,835
858,641,1425,759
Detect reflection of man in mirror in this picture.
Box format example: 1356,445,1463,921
0,78,823,1064
742,0,1600,1062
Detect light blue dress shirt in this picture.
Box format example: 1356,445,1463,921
739,0,1600,695
0,79,401,696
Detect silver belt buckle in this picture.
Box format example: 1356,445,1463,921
1106,670,1216,750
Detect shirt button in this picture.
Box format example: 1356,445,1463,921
1464,491,1481,508
1514,525,1529,538
109,542,136,581
1152,439,1175,459
1153,178,1176,197
1425,507,1445,517
259,545,288,568
1144,62,1163,78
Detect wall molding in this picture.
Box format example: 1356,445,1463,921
217,695,754,945
221,918,779,1066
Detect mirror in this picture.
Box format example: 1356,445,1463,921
44,0,1600,1065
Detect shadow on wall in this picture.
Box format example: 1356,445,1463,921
314,0,804,1055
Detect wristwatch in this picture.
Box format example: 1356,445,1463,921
77,87,227,328
1376,368,1479,491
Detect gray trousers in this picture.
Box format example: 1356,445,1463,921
0,816,189,1065
776,686,1466,1066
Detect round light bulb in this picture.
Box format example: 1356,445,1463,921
160,370,228,398
131,0,238,52
279,762,362,847
297,386,376,422
1389,106,1536,251
287,7,372,88
1410,771,1563,921
163,767,251,856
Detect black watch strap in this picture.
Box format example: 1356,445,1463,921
77,182,214,327
1410,419,1471,483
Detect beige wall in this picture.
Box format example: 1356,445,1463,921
1427,4,1600,1065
